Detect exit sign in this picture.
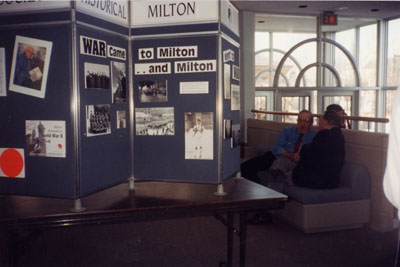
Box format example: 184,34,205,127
321,13,338,25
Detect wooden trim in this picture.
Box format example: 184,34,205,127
251,109,389,123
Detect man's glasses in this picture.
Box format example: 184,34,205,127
297,119,312,123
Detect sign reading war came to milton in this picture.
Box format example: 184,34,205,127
135,46,216,75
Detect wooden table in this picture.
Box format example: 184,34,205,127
0,178,287,267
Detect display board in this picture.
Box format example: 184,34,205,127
77,25,131,196
133,35,219,183
131,0,240,184
0,6,131,198
0,0,240,197
0,14,76,197
221,36,241,179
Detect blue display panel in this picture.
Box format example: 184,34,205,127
132,35,219,183
0,11,131,198
0,24,76,197
77,25,131,196
221,36,241,179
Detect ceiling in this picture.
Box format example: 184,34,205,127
231,1,400,32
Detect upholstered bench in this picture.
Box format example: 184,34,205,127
274,162,371,233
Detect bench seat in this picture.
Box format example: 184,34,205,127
274,162,371,233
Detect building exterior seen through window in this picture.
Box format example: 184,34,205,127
254,15,400,133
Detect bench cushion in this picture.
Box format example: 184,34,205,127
283,186,352,204
282,162,370,204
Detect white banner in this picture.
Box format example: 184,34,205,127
76,0,129,27
131,0,218,27
0,1,70,13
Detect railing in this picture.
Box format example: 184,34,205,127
251,109,389,132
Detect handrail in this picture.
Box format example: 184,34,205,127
251,109,389,124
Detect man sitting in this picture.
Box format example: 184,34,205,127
326,104,351,129
292,110,345,189
241,110,316,184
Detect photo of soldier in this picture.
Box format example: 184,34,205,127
86,104,111,137
111,61,126,103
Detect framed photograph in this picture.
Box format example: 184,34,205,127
116,110,126,129
231,84,240,111
224,119,232,139
138,80,167,102
231,124,240,149
25,120,66,158
223,49,234,63
110,61,127,103
86,104,111,137
84,62,110,90
135,107,174,136
184,112,213,160
9,35,53,98
224,63,231,99
233,65,240,81
0,48,6,96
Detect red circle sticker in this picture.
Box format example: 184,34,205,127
0,149,24,178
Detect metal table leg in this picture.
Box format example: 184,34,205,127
239,212,248,267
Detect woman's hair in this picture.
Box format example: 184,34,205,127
323,110,342,127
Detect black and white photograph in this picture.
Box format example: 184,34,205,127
86,104,111,137
224,119,232,139
110,61,127,103
138,80,167,102
0,48,6,96
233,65,240,81
116,110,126,129
135,107,174,136
9,35,52,99
25,120,66,158
84,62,110,90
184,112,213,160
223,49,235,63
224,63,231,99
231,84,240,110
231,124,240,149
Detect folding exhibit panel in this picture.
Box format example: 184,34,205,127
0,1,131,198
131,0,240,184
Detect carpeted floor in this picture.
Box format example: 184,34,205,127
4,213,398,267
